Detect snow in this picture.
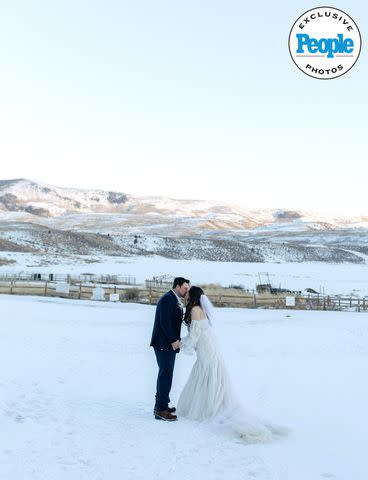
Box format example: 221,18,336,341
1,295,367,479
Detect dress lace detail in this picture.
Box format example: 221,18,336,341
180,319,204,354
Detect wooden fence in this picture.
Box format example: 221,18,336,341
0,281,367,312
0,272,136,285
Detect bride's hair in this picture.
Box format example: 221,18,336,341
184,286,204,326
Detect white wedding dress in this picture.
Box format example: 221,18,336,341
177,316,286,443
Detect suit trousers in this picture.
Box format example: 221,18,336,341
154,347,176,411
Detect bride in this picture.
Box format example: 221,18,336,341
176,286,286,443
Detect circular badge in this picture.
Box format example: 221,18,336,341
289,6,361,79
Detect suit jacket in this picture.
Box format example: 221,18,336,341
150,290,184,352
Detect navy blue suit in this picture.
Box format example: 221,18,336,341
150,290,183,411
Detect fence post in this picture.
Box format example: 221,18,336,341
10,281,13,295
149,287,152,305
253,294,257,308
307,294,312,310
350,296,352,308
363,297,366,311
44,281,48,296
327,295,330,307
358,298,360,312
78,283,82,300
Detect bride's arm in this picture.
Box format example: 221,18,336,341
180,307,204,355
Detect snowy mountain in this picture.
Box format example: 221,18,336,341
0,178,367,234
1,179,368,264
0,179,128,216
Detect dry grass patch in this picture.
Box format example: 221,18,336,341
0,257,16,266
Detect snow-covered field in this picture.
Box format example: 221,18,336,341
1,295,367,479
2,252,368,296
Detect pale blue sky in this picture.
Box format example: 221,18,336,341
0,1,366,214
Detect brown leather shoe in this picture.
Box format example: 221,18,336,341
154,406,176,414
154,409,178,421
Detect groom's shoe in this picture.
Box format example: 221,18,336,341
154,409,178,421
153,406,176,414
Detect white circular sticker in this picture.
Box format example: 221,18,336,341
289,6,361,79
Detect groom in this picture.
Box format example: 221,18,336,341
150,277,190,421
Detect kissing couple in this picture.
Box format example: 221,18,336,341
150,277,287,442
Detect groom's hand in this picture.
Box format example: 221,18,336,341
171,340,180,351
